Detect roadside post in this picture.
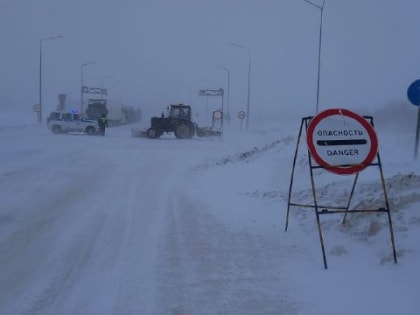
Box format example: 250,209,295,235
212,110,223,140
238,111,246,130
407,79,420,159
33,104,41,122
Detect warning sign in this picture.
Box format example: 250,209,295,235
306,108,378,175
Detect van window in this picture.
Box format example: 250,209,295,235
50,112,61,120
63,113,72,121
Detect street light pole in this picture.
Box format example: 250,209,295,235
80,61,95,116
217,66,230,123
38,35,62,123
303,0,326,114
230,43,251,130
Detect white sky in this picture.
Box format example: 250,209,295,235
1,0,420,120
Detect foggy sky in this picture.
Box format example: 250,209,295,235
1,0,420,122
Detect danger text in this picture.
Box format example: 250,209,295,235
327,149,359,156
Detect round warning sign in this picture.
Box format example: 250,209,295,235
213,110,223,120
306,108,378,175
238,111,246,119
33,104,41,112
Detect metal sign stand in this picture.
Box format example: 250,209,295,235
285,116,397,269
198,88,224,122
198,89,224,140
407,79,420,159
211,110,223,141
238,111,246,131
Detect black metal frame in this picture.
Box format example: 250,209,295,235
82,86,107,95
198,90,225,140
285,116,397,269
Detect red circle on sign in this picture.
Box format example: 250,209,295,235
33,104,41,112
306,108,378,175
213,110,223,119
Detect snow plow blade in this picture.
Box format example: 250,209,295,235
131,128,148,138
196,127,222,137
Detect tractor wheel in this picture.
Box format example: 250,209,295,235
146,128,160,139
174,123,193,139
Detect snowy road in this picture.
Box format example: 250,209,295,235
1,126,174,314
2,116,420,315
0,123,295,314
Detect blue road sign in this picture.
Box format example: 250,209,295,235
407,79,420,106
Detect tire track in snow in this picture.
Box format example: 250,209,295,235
155,190,298,315
0,147,172,314
25,154,172,315
0,159,107,314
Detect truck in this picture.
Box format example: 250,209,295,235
85,99,141,126
106,104,131,126
85,99,107,121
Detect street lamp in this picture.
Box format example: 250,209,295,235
38,35,63,123
217,66,231,123
230,42,251,130
80,61,96,115
303,0,326,114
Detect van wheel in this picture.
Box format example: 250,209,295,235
86,126,96,135
52,125,62,134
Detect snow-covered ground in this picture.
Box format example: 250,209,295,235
0,106,419,315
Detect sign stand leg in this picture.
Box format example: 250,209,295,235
315,207,328,269
285,118,305,231
376,152,398,264
285,117,328,268
306,118,328,269
310,172,328,269
342,173,359,225
369,117,398,264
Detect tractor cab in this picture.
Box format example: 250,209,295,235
168,104,191,120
